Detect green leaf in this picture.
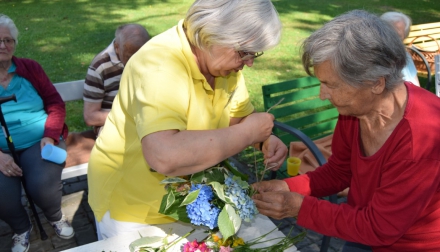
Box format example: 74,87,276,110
158,194,168,215
232,175,249,189
226,204,242,234
164,205,191,223
218,204,241,241
223,196,234,205
159,192,188,220
190,170,206,183
160,177,188,184
203,167,227,183
165,191,175,211
210,181,226,202
129,236,164,252
180,189,200,206
223,160,248,181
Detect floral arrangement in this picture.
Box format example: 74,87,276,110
129,226,305,252
158,161,258,241
129,161,305,252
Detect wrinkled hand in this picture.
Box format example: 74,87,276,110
40,137,55,150
240,112,274,144
252,182,304,219
0,152,21,177
260,135,287,171
252,179,290,194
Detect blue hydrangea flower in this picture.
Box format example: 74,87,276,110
224,176,258,222
186,184,221,229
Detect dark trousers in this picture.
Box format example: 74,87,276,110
0,140,65,234
342,241,372,252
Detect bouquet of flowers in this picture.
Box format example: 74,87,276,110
129,161,305,252
158,161,258,241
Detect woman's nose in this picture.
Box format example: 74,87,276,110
243,58,254,67
319,84,329,100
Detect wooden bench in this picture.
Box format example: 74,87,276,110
54,80,95,180
404,22,440,90
404,22,440,52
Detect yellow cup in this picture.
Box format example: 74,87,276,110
287,157,301,176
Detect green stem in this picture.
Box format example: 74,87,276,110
162,229,195,251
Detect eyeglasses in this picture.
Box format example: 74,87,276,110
0,38,15,47
237,51,264,61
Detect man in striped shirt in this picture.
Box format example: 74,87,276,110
83,24,150,136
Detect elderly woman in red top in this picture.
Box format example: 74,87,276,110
0,14,74,252
252,10,440,252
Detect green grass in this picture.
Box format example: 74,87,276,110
1,0,439,132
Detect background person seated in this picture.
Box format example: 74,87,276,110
0,14,74,252
83,24,150,136
381,11,420,87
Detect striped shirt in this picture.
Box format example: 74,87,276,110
83,40,124,110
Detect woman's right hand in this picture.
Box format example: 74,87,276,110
252,180,303,219
0,152,21,177
240,112,274,144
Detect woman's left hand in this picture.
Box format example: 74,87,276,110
260,135,287,170
253,186,304,219
40,137,55,149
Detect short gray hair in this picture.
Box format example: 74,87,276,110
302,10,407,90
115,24,150,47
380,12,412,39
0,14,19,45
184,0,282,53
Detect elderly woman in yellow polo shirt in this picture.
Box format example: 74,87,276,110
88,0,285,240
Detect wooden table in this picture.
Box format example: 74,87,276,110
62,214,299,252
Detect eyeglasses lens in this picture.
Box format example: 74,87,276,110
238,51,263,61
0,39,15,46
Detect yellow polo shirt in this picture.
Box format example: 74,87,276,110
88,20,254,224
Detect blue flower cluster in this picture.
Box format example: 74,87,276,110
225,176,258,222
186,184,221,229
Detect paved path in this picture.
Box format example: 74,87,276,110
0,157,345,252
0,175,95,252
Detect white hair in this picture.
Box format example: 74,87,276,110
380,12,412,39
184,0,282,53
302,10,407,90
0,14,19,45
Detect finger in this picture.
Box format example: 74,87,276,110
253,198,285,219
4,168,13,177
252,181,272,193
266,112,275,121
9,164,22,177
266,154,288,170
2,169,9,177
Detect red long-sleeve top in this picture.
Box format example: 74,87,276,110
285,83,440,251
12,56,68,143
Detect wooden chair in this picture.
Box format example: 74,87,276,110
404,22,440,90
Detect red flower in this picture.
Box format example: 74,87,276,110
183,239,210,252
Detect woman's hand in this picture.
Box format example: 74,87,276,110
260,135,287,170
0,152,21,177
252,180,303,219
40,137,55,149
239,112,275,144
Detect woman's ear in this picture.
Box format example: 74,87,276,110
371,77,386,95
114,40,120,56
